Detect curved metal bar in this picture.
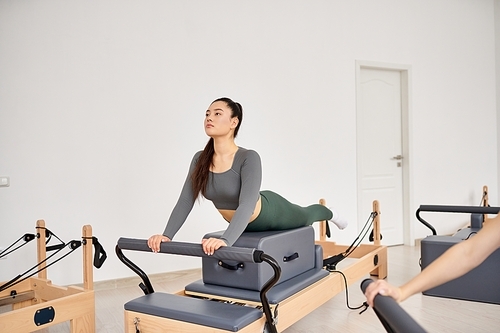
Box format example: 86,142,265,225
117,238,263,263
415,208,437,236
416,205,500,236
361,279,427,333
259,253,282,333
115,245,154,295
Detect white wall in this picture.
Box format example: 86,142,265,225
0,0,497,285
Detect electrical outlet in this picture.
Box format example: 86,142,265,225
0,177,9,187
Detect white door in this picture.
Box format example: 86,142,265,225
357,67,404,245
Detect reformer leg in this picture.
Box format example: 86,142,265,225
71,224,96,332
370,200,387,279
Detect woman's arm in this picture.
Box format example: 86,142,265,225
365,214,500,306
148,152,200,252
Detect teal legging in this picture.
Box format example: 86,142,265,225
244,190,333,232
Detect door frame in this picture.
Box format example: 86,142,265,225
355,60,413,246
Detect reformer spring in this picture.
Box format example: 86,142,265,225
323,211,378,270
0,227,66,260
0,239,82,292
0,228,107,292
0,233,36,259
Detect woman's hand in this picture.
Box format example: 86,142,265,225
364,279,403,307
201,237,227,255
147,234,171,253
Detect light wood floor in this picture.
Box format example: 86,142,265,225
6,245,500,332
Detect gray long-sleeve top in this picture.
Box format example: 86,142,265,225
162,147,262,246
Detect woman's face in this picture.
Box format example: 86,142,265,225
204,101,238,138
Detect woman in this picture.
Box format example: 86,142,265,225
364,214,500,307
148,97,347,255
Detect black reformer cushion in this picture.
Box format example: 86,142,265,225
186,245,328,304
203,227,317,291
124,292,262,332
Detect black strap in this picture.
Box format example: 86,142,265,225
218,260,244,271
91,237,107,268
39,228,66,252
369,229,383,242
46,243,66,251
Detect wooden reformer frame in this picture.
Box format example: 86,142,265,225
0,220,96,333
123,200,388,333
459,185,491,230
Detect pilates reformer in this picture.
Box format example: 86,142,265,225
418,185,493,236
116,200,387,332
416,189,500,305
0,220,106,332
360,279,427,333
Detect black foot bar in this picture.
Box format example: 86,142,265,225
416,205,500,235
361,279,427,333
116,238,281,333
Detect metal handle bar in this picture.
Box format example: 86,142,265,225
117,237,264,263
416,205,500,235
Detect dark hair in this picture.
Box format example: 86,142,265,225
191,97,243,199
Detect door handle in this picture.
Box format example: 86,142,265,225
391,155,403,160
